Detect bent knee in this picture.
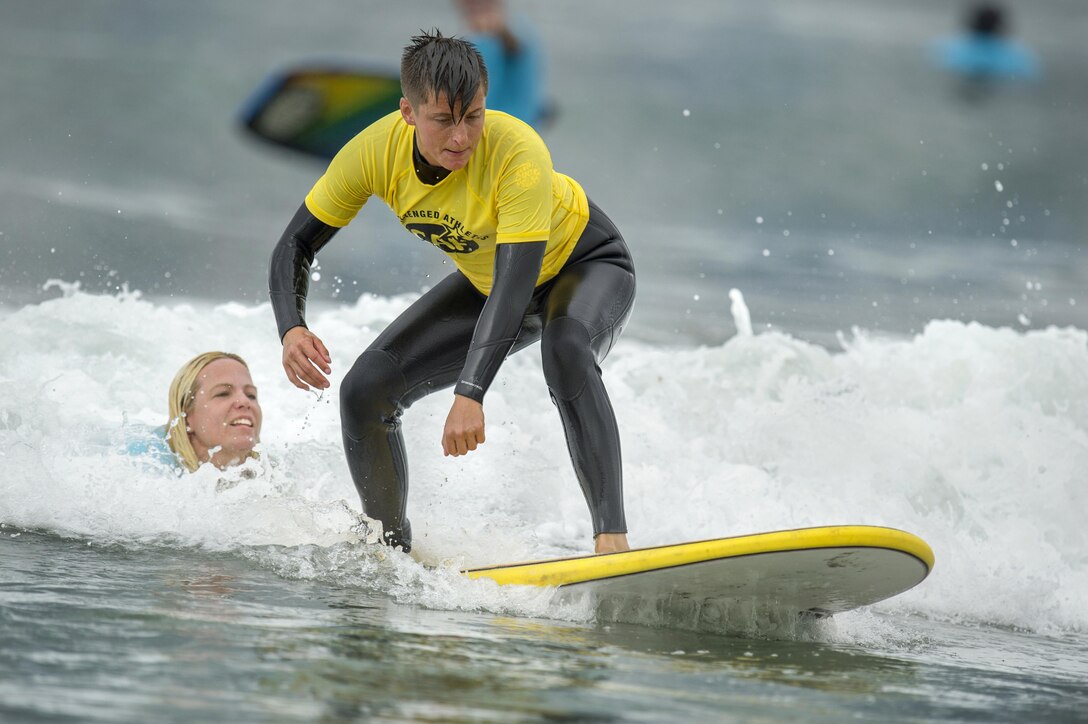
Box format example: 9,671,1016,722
340,350,406,430
541,317,596,401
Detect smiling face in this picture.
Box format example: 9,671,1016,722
184,358,262,469
400,88,485,171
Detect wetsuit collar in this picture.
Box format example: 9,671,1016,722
412,134,453,186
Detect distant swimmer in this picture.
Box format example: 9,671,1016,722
128,352,263,472
935,3,1040,92
269,30,636,555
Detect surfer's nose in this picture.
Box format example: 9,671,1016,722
450,121,470,146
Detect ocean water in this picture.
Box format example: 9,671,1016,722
3,0,1088,721
3,290,1088,721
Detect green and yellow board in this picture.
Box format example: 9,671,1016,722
464,526,934,616
239,64,402,160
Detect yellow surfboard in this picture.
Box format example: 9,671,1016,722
464,525,934,616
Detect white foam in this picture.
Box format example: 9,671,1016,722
2,288,1086,634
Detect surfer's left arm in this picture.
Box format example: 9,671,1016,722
442,240,545,457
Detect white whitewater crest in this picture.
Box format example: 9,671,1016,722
729,288,753,337
1,285,1087,637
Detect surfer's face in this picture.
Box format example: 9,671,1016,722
185,358,262,469
400,88,485,171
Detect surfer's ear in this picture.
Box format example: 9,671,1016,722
399,97,416,127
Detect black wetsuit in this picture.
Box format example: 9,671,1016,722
270,149,635,551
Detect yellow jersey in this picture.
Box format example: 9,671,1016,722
304,110,589,295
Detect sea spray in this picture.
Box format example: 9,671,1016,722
729,288,753,337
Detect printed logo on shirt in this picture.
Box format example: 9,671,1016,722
405,222,481,254
513,161,542,189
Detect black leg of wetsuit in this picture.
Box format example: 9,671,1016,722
340,273,483,551
340,348,414,550
540,231,636,536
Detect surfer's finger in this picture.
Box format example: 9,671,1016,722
282,358,309,390
285,362,313,391
301,366,330,390
442,430,459,457
293,345,330,384
466,427,485,452
302,337,331,373
287,369,310,391
290,355,328,390
447,433,466,457
310,335,332,366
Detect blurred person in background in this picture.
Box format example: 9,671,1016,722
457,0,551,129
935,3,1040,99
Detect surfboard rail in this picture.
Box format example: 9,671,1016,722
463,525,934,589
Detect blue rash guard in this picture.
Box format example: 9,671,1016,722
469,15,548,129
123,424,181,469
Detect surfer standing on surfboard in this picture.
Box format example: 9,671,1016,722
268,30,636,555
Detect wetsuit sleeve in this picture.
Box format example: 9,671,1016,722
453,241,546,402
268,202,340,340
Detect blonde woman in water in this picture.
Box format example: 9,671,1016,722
164,351,263,471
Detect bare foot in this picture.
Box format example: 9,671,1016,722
594,532,630,554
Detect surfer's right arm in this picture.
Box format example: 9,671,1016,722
269,202,338,391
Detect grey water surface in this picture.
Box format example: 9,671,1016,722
4,532,1087,723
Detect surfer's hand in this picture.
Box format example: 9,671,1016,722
281,326,331,391
443,394,485,457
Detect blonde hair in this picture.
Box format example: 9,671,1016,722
166,351,256,472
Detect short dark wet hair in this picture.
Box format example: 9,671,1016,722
401,29,488,119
